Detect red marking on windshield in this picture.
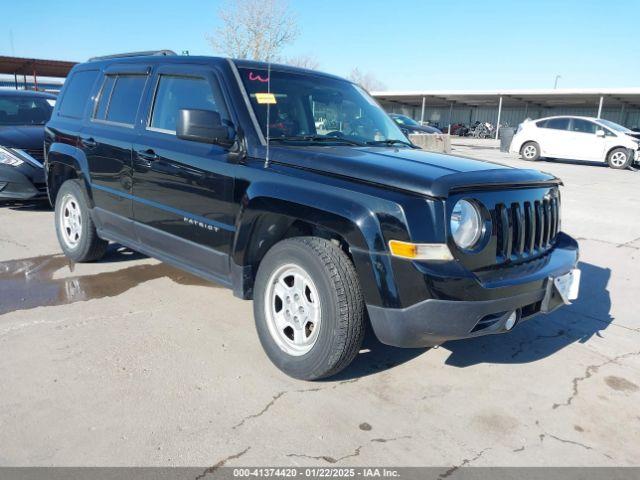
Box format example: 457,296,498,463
248,72,269,83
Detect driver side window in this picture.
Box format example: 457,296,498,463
570,119,598,134
149,74,228,134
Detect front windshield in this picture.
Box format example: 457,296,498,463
598,119,633,134
238,67,408,145
0,96,55,126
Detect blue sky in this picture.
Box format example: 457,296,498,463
3,0,639,90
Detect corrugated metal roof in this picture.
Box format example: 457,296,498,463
0,56,76,78
373,88,640,108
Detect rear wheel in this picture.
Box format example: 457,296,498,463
54,179,108,262
607,148,632,169
253,237,365,380
521,141,540,161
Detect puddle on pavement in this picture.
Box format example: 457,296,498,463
0,247,219,315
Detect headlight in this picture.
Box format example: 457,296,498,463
450,199,483,249
0,147,24,167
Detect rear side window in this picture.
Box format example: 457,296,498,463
543,118,570,131
149,75,228,133
94,74,147,125
58,70,99,119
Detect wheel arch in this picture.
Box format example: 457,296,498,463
46,143,93,206
230,181,397,307
605,145,632,161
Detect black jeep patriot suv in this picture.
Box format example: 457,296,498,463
45,51,580,380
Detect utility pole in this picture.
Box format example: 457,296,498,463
554,75,561,89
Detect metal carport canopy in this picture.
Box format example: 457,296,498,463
371,88,640,108
0,56,77,78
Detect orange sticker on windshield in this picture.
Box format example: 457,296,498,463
255,93,276,104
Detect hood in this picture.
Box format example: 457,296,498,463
269,145,559,198
624,131,640,140
403,124,441,134
0,125,45,150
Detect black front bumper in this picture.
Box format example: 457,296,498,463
0,164,46,201
367,233,579,348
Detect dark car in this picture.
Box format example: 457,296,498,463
0,89,56,202
45,52,580,380
390,113,442,134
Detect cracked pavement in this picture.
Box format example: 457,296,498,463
1,142,639,467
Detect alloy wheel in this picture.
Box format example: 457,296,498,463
264,263,321,356
523,145,537,159
59,193,82,249
610,151,627,168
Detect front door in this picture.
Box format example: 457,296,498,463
567,118,607,161
132,65,236,281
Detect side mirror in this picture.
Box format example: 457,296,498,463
595,129,606,138
177,109,231,145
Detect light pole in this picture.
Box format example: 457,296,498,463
554,75,562,89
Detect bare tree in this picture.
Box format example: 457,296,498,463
348,68,387,92
208,0,299,62
284,55,320,70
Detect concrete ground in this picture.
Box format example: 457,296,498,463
0,143,639,468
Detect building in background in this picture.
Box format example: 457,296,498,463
373,89,640,133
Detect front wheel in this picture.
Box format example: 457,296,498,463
607,148,632,169
521,141,541,161
253,237,365,380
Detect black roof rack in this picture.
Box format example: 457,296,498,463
88,50,177,62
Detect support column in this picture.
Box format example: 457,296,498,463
420,96,426,125
495,96,503,140
597,95,604,118
448,102,454,134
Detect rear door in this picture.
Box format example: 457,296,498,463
537,117,571,158
82,64,150,236
131,64,236,281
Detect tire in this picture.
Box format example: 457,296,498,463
521,141,540,161
253,237,365,380
607,147,632,169
54,179,108,262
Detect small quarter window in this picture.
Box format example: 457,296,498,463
58,70,99,119
94,75,116,120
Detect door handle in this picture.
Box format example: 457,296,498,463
136,149,159,161
80,137,97,148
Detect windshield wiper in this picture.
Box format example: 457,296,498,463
269,135,365,146
365,139,416,148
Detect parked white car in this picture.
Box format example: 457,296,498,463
510,116,639,169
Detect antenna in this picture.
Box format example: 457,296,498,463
264,61,272,169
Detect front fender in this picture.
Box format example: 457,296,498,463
232,180,407,307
